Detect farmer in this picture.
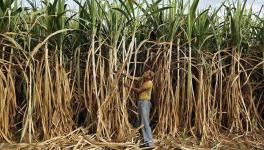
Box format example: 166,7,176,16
115,68,155,147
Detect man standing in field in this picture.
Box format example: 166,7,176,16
116,68,155,147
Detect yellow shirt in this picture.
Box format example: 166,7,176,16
139,80,153,100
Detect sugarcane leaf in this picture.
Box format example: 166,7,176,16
11,7,22,16
151,6,172,15
26,0,36,9
188,0,200,40
28,29,74,64
0,0,4,12
112,7,130,21
72,0,82,8
5,0,15,10
117,0,132,19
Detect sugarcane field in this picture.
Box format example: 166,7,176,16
0,0,264,149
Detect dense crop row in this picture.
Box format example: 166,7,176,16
0,0,263,143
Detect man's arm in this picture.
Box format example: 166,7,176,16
114,70,142,81
124,73,142,81
124,83,147,93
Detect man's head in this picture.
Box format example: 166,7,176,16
143,69,154,80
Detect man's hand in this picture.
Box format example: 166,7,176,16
124,83,147,93
114,70,124,76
